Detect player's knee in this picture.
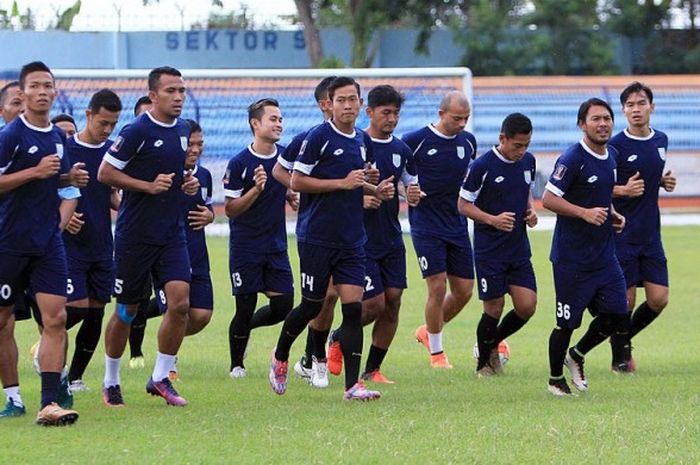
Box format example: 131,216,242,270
452,286,472,306
167,296,190,316
647,295,668,312
516,298,537,320
41,307,67,332
187,310,211,334
426,279,447,300
362,298,384,324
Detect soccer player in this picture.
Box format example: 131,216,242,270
62,89,123,392
0,61,80,425
273,77,338,388
98,66,198,407
269,76,392,400
1,81,22,123
402,91,477,369
51,114,78,138
224,98,294,378
458,113,538,377
133,95,152,118
351,84,423,383
608,82,676,372
543,98,628,396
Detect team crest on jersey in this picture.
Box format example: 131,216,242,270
180,136,188,151
28,145,38,154
427,148,437,156
552,163,567,181
627,154,638,162
110,136,124,152
587,175,598,183
201,188,208,202
524,170,532,184
392,153,401,168
55,143,64,159
457,146,465,159
657,147,666,160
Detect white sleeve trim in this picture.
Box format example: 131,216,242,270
400,167,417,186
103,153,129,170
58,186,81,200
205,196,213,205
224,188,243,199
459,187,478,202
293,160,318,175
278,157,294,170
545,182,564,197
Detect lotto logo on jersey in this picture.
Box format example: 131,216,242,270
28,145,38,154
552,163,567,181
393,153,401,168
154,140,164,147
587,175,598,183
180,136,188,151
495,176,505,183
427,148,438,156
627,154,638,162
658,147,666,160
110,136,124,152
333,148,344,156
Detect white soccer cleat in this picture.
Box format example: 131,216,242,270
230,366,247,379
69,379,90,392
293,356,312,380
310,356,329,389
564,350,589,392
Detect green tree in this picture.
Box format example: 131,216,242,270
55,0,81,31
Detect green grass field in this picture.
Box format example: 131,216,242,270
3,227,699,464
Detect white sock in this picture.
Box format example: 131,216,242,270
152,352,176,381
4,386,23,407
428,331,443,355
104,356,121,388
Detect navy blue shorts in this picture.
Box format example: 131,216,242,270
552,261,628,330
13,291,40,322
113,238,191,305
0,235,68,306
66,255,114,304
363,239,407,300
410,231,474,279
155,272,214,313
475,258,537,301
229,249,294,296
297,242,365,300
616,239,668,288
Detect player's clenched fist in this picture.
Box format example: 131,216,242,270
342,169,365,190
623,171,644,197
489,211,516,232
34,154,61,179
581,206,608,226
406,184,426,207
182,169,200,195
375,175,395,201
254,164,267,192
69,162,90,187
150,172,175,194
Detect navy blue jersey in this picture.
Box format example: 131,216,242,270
364,135,416,254
63,135,114,260
104,112,190,245
609,128,668,245
403,125,477,241
461,147,535,261
0,115,79,255
546,141,618,269
224,143,287,253
184,164,213,272
294,121,372,249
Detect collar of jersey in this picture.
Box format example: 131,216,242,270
186,164,199,176
492,146,516,164
145,111,177,128
623,127,655,141
20,114,53,133
248,143,277,159
428,124,456,140
578,139,609,160
370,135,393,144
329,120,356,139
73,133,106,149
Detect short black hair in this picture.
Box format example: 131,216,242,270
133,95,151,117
314,76,337,103
0,81,19,105
148,66,182,92
367,84,405,109
51,113,76,127
88,88,122,114
501,113,532,138
620,81,654,105
577,98,614,125
247,97,279,134
327,77,361,101
19,61,53,90
186,118,202,133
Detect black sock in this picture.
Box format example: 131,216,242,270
129,299,149,358
338,302,363,390
65,306,88,331
610,312,632,364
364,345,388,373
549,327,573,378
495,309,528,343
250,294,294,328
275,298,323,361
576,314,625,355
68,307,104,382
629,301,660,339
229,293,257,370
476,313,499,367
310,328,330,360
302,330,313,368
40,372,61,408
